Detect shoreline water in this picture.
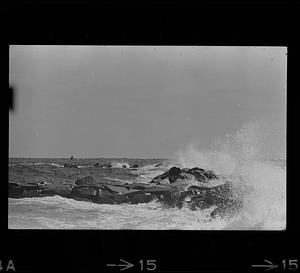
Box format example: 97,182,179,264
8,157,286,230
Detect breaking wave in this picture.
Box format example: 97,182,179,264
50,163,64,168
172,121,286,230
77,165,94,168
111,161,130,168
8,196,227,229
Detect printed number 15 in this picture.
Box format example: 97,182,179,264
139,260,157,271
282,259,298,271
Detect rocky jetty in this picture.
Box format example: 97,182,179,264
8,166,250,218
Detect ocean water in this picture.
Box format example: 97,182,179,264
8,156,286,230
9,123,286,230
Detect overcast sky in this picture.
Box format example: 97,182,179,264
9,46,286,158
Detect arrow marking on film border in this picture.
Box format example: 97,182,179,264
106,259,134,271
251,260,278,271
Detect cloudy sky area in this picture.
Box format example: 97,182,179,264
9,46,286,158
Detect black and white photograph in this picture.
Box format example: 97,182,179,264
8,45,286,230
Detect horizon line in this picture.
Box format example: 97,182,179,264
8,156,172,159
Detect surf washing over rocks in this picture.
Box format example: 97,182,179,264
8,121,286,230
172,121,286,229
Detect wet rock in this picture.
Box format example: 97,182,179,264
150,166,218,185
71,185,99,197
105,184,132,194
190,168,218,180
93,195,116,204
177,172,195,181
27,181,49,188
9,183,24,197
147,166,246,216
189,191,215,211
143,186,175,195
9,183,44,198
94,162,112,168
113,194,130,203
100,163,112,168
74,176,97,186
129,183,147,190
70,176,106,201
9,181,54,198
168,167,181,183
154,163,162,167
158,190,186,208
203,170,218,180
126,191,154,204
149,177,169,185
40,187,70,197
187,168,208,181
150,166,181,184
64,163,78,168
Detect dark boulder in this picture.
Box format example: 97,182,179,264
150,166,182,184
189,167,205,172
27,181,49,188
71,179,134,204
9,182,54,198
98,190,120,204
168,167,182,183
126,191,154,204
40,187,71,197
130,164,139,168
189,191,215,211
187,168,217,181
74,176,97,186
177,172,195,181
104,184,132,194
130,184,147,190
100,163,112,168
113,194,130,203
187,169,207,182
71,185,100,198
158,190,186,208
154,163,162,167
143,186,175,195
9,183,24,197
183,182,245,217
150,166,218,185
94,162,112,168
147,166,246,216
64,163,78,168
12,186,41,198
203,170,218,180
